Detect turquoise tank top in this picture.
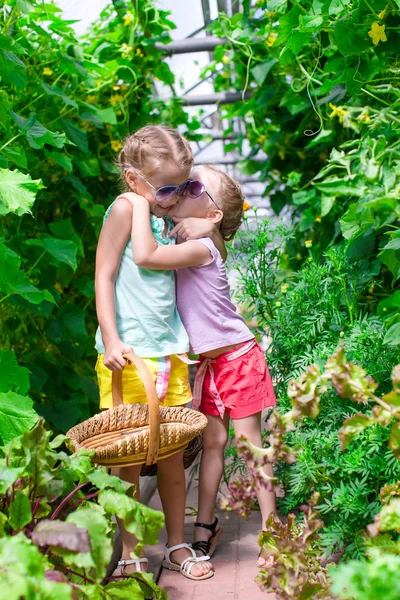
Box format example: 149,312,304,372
95,203,189,358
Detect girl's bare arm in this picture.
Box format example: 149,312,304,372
95,198,133,370
122,194,211,270
168,218,227,262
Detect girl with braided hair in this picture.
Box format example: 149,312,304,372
95,125,222,581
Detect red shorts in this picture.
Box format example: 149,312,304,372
198,341,276,419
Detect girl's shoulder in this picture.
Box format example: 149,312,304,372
104,197,133,223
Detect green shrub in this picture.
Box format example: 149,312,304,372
0,419,165,599
0,0,195,434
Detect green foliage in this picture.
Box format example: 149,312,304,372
228,221,400,557
207,0,400,339
0,419,165,599
0,0,195,434
224,346,400,599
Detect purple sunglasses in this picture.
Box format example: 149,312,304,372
124,167,222,210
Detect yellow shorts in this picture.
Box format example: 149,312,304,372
96,354,193,410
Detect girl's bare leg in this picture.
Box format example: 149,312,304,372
157,450,213,577
232,412,276,567
111,464,144,574
194,413,230,553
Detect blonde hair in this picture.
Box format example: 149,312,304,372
201,165,245,241
118,125,193,187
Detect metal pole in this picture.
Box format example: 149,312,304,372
182,91,252,106
195,157,264,165
155,36,227,55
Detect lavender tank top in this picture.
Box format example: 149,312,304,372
175,238,253,355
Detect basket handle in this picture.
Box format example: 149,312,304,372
111,353,160,466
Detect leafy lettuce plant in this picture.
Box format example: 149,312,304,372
222,345,400,598
0,419,166,599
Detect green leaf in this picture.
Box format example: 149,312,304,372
65,506,112,575
236,159,262,176
0,90,11,127
306,129,334,149
334,22,370,57
251,58,278,85
49,218,83,256
43,237,78,270
61,119,89,153
0,242,55,305
0,146,27,169
0,168,44,216
298,14,323,30
320,195,335,216
0,533,73,599
44,149,73,172
86,468,127,494
283,31,311,56
0,50,27,88
45,303,88,360
379,249,400,282
381,237,400,251
40,82,78,108
0,350,30,395
340,204,374,241
76,157,100,178
0,466,24,495
383,323,400,346
339,413,374,450
98,489,164,553
11,112,67,149
314,177,365,196
378,291,400,315
8,491,32,531
292,189,316,206
0,391,38,445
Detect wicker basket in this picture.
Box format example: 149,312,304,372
140,433,203,477
67,352,208,468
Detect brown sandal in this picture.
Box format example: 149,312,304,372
192,517,223,558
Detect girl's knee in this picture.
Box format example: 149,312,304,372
203,428,228,452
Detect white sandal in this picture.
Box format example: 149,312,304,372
115,557,148,577
162,542,214,581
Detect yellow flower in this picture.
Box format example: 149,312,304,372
121,53,127,58
110,94,123,106
123,12,133,26
43,67,53,75
120,43,133,54
305,240,313,248
111,140,122,152
368,22,387,45
315,216,322,223
266,32,277,47
136,48,144,56
378,8,386,19
358,112,371,124
257,134,266,144
266,11,276,17
222,55,230,65
86,95,97,103
243,201,251,211
113,85,120,91
329,103,348,123
281,284,288,293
